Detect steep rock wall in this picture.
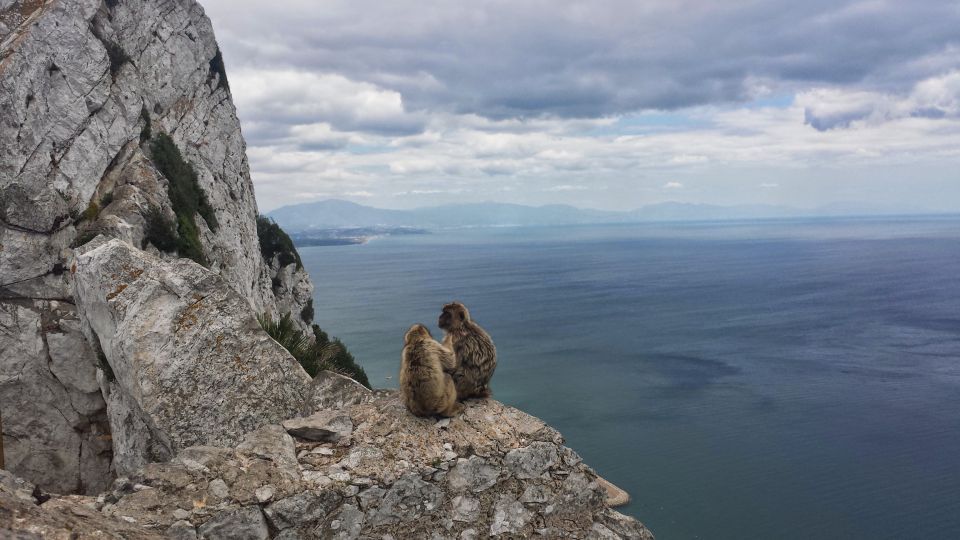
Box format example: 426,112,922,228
0,0,313,493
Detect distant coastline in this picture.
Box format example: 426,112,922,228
290,226,429,246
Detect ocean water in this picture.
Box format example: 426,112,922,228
300,217,960,540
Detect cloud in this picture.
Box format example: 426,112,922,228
194,1,960,212
230,69,426,138
205,0,960,120
801,70,960,130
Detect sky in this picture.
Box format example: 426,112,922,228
200,0,960,213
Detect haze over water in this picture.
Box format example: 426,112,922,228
301,216,960,540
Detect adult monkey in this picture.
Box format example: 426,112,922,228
439,302,497,399
400,324,462,417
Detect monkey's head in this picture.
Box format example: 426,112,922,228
404,323,432,345
438,302,470,331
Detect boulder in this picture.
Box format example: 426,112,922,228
72,238,312,474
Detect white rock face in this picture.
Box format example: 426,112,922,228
0,299,112,495
1,0,315,491
72,238,313,475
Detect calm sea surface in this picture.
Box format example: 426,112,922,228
300,217,960,540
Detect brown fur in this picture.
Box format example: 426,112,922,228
400,324,463,417
439,302,497,400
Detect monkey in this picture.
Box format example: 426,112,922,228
400,323,463,418
439,302,497,400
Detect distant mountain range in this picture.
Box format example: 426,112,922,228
268,199,938,232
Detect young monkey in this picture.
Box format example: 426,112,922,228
400,323,463,417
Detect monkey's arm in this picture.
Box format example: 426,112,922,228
437,344,458,373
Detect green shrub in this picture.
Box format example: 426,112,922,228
148,133,218,266
311,324,370,388
101,191,114,207
139,107,151,144
72,230,98,248
208,48,229,92
104,40,130,77
81,201,100,222
257,312,311,359
257,312,370,388
151,133,218,231
174,213,207,266
256,215,302,269
300,298,315,324
142,205,178,253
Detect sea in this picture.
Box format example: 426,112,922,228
299,216,960,540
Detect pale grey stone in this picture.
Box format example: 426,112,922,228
264,490,341,530
305,370,372,412
237,425,299,475
446,455,500,493
207,479,229,500
505,442,559,479
197,506,269,540
367,473,443,527
490,496,533,536
451,495,481,522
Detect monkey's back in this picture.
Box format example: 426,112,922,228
400,341,459,417
449,322,497,398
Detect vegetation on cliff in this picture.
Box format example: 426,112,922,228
142,133,219,266
257,215,302,269
257,312,370,388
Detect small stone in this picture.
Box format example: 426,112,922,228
435,418,451,429
255,485,275,503
208,479,229,500
120,516,136,523
166,520,198,540
442,443,454,451
198,506,269,540
302,471,332,487
329,470,351,483
173,508,191,520
265,491,341,530
341,484,360,497
520,484,551,504
490,496,532,536
504,442,559,479
132,483,152,491
312,447,335,456
460,529,478,540
442,451,458,461
451,495,480,522
351,477,373,486
446,456,500,493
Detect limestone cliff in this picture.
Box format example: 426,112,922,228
0,0,312,494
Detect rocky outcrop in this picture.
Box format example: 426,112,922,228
2,394,653,539
0,298,113,495
72,237,316,475
1,0,313,492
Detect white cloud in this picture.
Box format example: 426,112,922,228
800,70,960,131
663,181,684,189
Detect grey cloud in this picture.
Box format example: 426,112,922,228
204,0,960,121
